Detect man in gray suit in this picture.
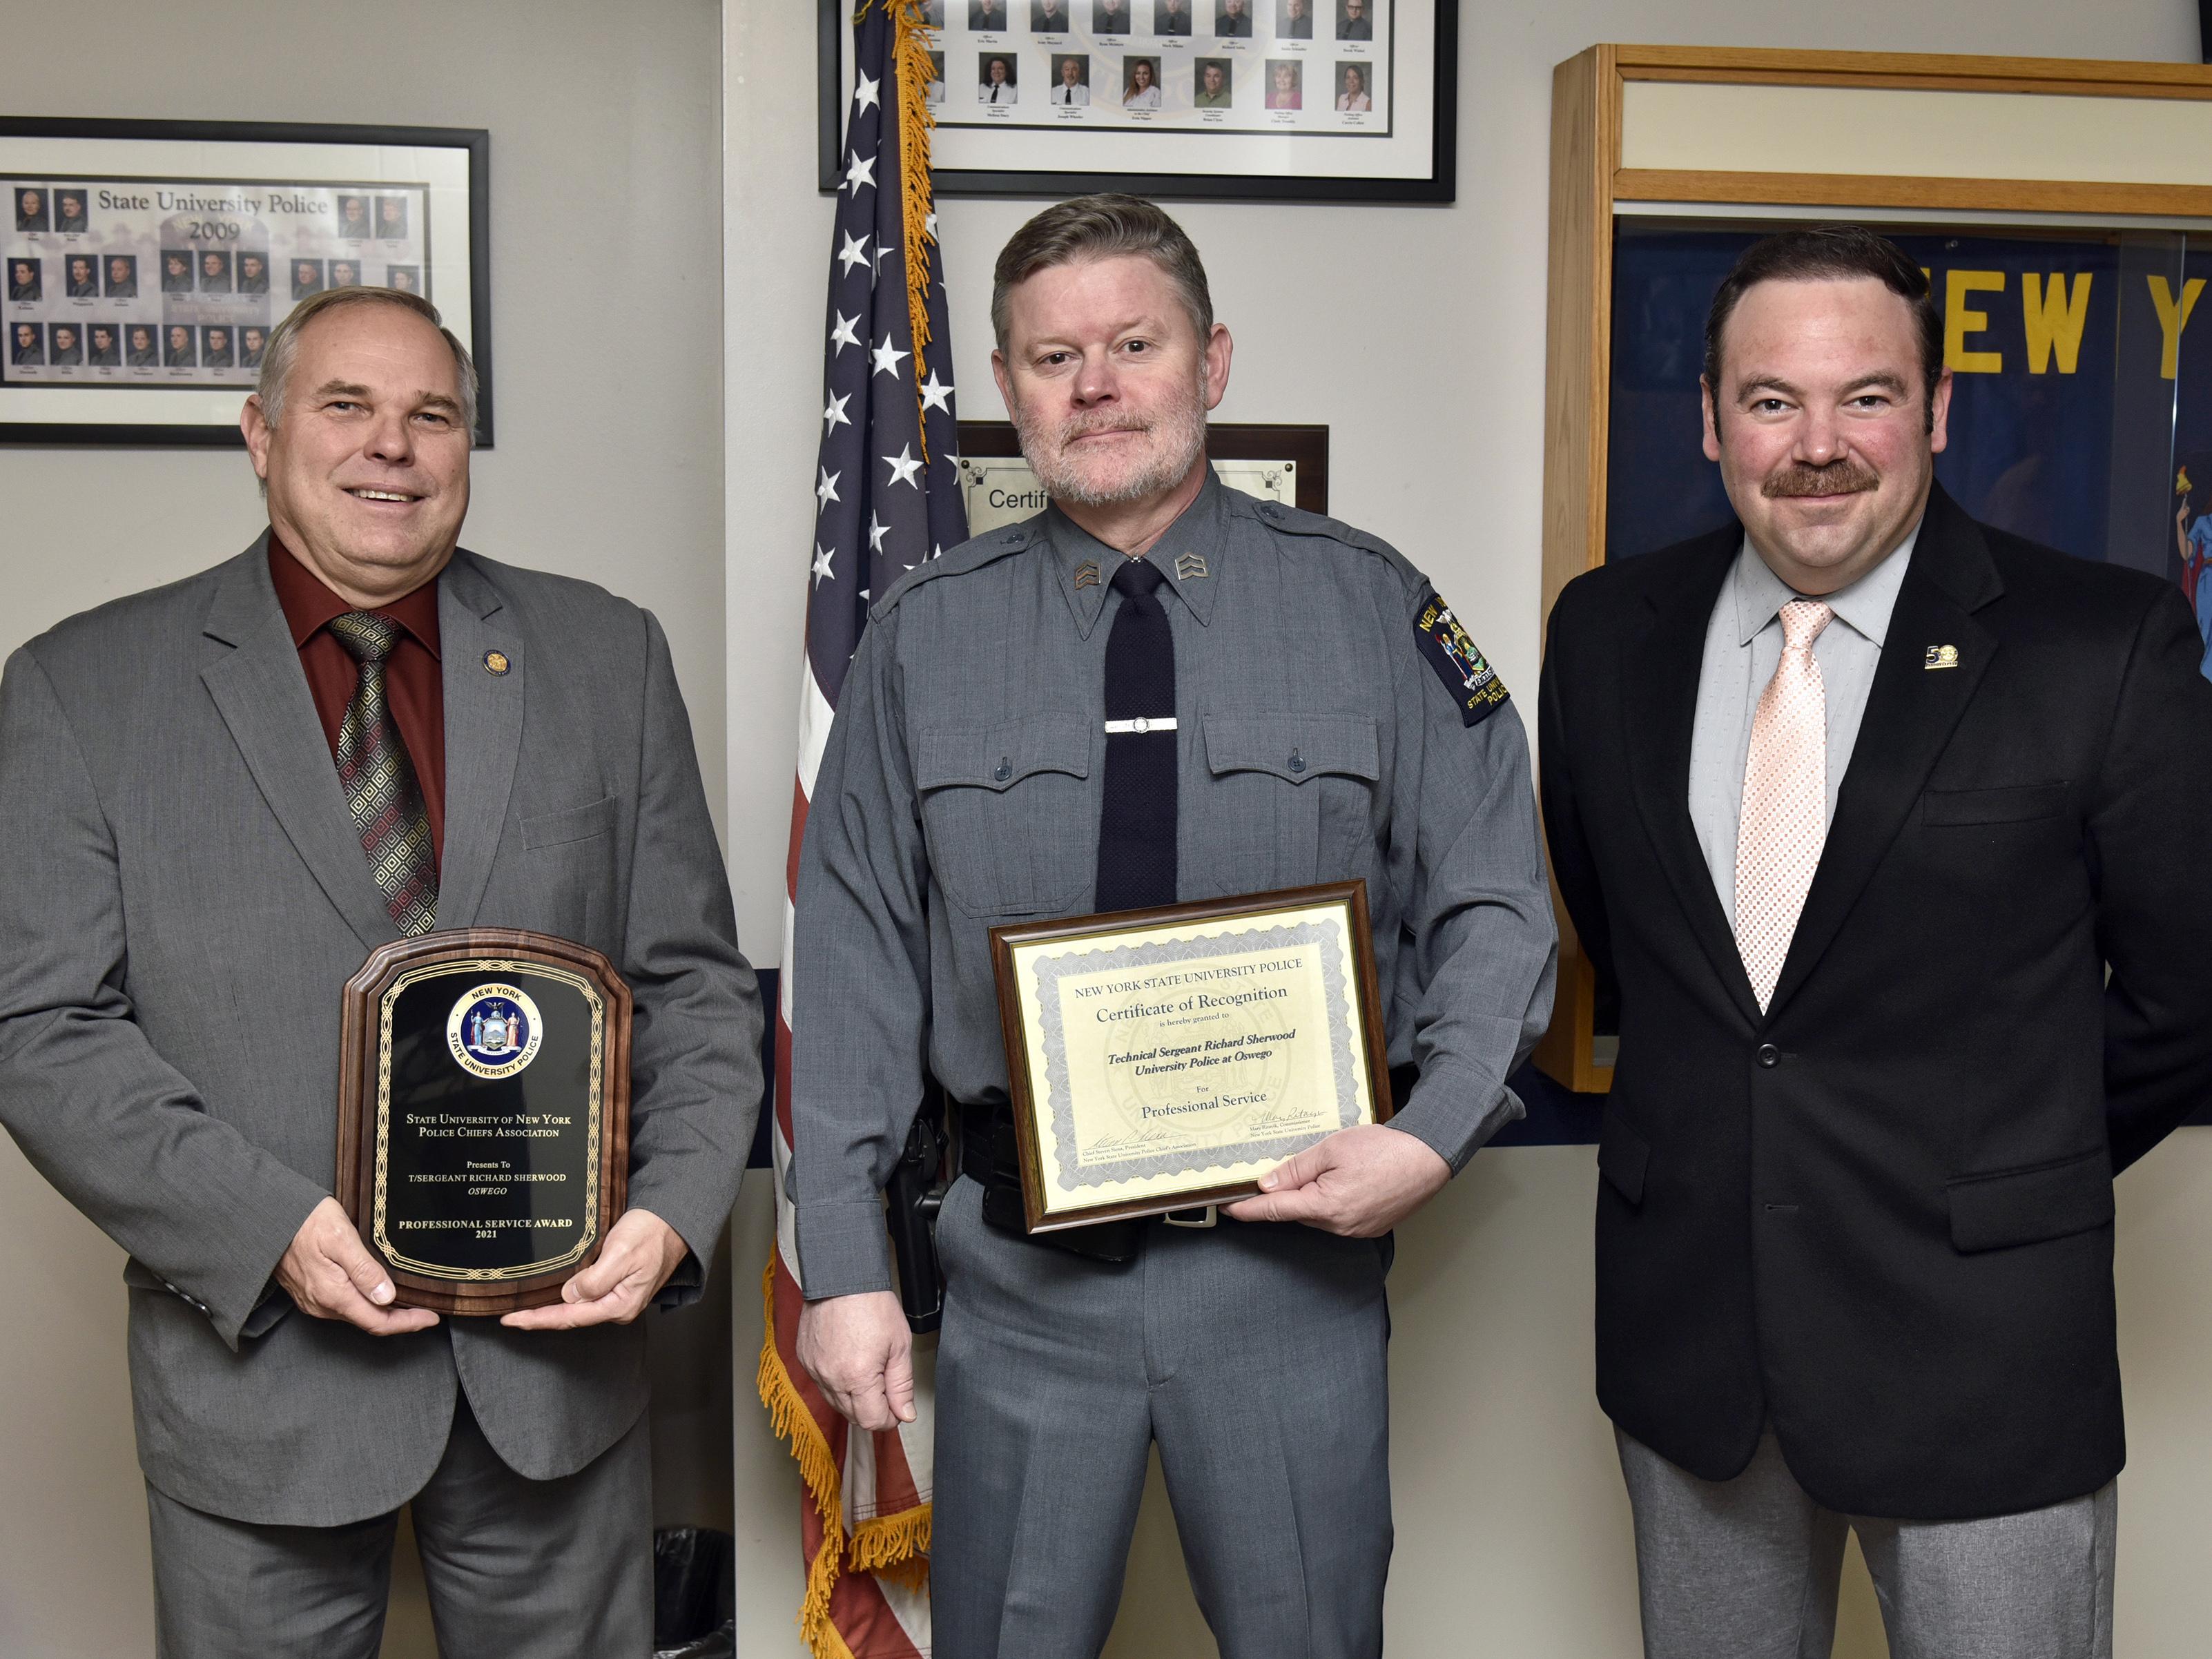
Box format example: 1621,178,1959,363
791,193,1555,1658
0,285,760,1657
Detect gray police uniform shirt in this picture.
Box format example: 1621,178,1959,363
791,471,1559,1299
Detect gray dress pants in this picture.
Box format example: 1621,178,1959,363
931,1174,1394,1659
146,1393,653,1659
1617,1426,2116,1659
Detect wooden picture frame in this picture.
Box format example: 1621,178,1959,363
1536,45,2212,1092
990,881,1392,1232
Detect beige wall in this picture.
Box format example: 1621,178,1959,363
724,1,2212,1655
0,4,727,1656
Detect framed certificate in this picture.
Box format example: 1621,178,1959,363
1,115,491,445
990,881,1390,1232
336,928,630,1315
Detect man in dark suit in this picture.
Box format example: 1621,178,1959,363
1216,0,1253,34
49,322,81,365
11,321,42,365
66,254,97,297
1279,0,1312,37
126,323,158,366
1540,224,2212,1658
88,322,119,366
969,0,1009,27
55,188,88,233
1336,0,1370,39
105,253,137,297
1155,0,1194,32
8,258,37,300
0,286,761,1656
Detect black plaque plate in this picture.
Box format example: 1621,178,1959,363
338,929,632,1315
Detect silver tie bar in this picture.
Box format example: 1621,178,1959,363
1102,716,1177,735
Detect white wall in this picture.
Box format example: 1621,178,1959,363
724,1,2212,1654
0,5,728,1656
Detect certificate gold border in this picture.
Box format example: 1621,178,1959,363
990,880,1392,1232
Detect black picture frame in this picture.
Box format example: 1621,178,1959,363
819,0,1455,203
0,117,492,447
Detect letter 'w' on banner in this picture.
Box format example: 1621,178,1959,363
758,3,966,1654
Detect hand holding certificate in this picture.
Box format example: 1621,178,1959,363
989,882,1392,1232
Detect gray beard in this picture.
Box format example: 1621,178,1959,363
1014,376,1209,507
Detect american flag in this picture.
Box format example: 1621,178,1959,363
758,3,964,1655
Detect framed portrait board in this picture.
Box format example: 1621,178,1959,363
955,419,1326,532
820,0,1455,202
1537,46,2212,1096
1,117,490,446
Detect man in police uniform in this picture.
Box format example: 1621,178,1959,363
791,194,1556,1659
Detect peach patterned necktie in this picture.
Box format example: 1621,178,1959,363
1735,598,1834,1011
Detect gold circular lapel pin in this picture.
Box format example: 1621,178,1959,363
483,650,510,675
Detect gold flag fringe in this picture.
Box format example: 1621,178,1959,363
759,1262,935,1655
889,0,947,461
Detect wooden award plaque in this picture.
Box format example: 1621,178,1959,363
336,928,632,1316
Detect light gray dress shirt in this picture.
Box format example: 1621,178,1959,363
1687,523,1919,928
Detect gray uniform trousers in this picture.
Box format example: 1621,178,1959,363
931,1174,1393,1659
1617,1428,2116,1659
146,1393,652,1659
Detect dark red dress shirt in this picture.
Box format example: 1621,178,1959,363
268,538,447,867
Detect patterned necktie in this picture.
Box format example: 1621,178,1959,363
1094,558,1178,913
1734,598,1833,1011
328,611,438,936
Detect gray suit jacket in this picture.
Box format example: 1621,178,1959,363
0,538,761,1526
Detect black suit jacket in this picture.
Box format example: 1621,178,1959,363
1540,483,2212,1520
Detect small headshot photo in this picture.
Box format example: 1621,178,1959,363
65,253,97,298
1265,56,1301,107
375,195,409,240
291,258,325,300
104,253,137,298
924,50,947,105
1215,0,1254,35
126,322,158,366
1050,54,1091,105
1335,59,1370,109
14,186,48,232
239,323,269,368
202,325,234,369
164,322,196,367
86,322,119,366
1031,0,1071,32
386,264,421,294
1154,0,1194,32
335,193,372,238
49,322,81,365
11,320,43,365
9,257,40,301
198,249,233,292
1093,0,1134,32
968,0,1009,26
55,188,88,233
237,250,270,293
1194,56,1232,106
160,249,194,293
1336,0,1371,38
979,52,1019,103
329,258,360,288
1278,0,1314,36
1123,56,1161,107
919,0,945,23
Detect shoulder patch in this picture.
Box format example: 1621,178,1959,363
1413,589,1509,726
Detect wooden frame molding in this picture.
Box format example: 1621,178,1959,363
1534,43,2212,1093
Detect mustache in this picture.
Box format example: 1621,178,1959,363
1058,414,1148,443
1763,458,1879,498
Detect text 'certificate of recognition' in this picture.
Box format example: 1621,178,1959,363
990,882,1390,1231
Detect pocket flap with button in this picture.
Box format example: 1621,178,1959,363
1946,1145,2113,1253
1202,714,1379,785
1922,782,2068,827
917,714,1092,794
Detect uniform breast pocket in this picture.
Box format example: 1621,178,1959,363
1200,713,1379,889
916,715,1092,916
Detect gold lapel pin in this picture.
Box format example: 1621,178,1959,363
483,649,511,675
1074,561,1100,590
1175,552,1207,581
1923,644,1959,671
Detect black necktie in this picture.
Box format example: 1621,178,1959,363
328,612,438,936
1094,559,1177,913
